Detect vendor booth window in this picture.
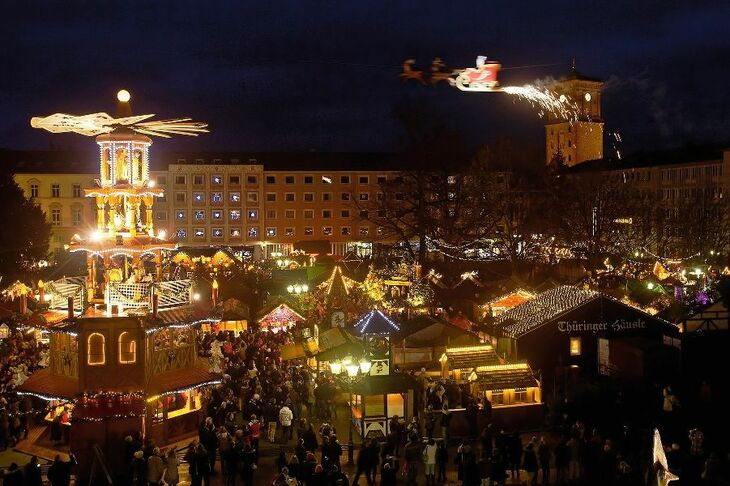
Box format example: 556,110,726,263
118,332,136,364
514,389,527,403
570,337,582,356
491,391,504,405
87,333,106,365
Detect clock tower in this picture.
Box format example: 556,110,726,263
545,60,604,167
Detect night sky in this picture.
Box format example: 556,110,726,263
3,1,730,156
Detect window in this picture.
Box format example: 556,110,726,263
266,193,277,202
194,210,205,221
158,194,167,203
118,332,136,364
156,211,167,221
304,176,314,184
341,192,351,201
229,175,241,185
73,184,82,198
30,184,39,198
323,226,333,236
285,209,295,219
304,193,314,202
321,175,332,184
176,210,186,221
193,174,204,185
248,227,258,238
230,209,241,220
230,192,241,203
285,193,295,202
176,228,187,239
51,208,61,226
87,333,105,366
322,210,332,219
377,176,387,184
359,176,369,184
285,227,295,236
230,228,241,238
304,227,314,236
359,227,370,236
359,192,369,201
359,210,368,219
266,175,276,184
247,175,257,184
377,210,386,218
211,175,223,185
212,210,223,220
322,192,332,202
211,192,223,203
491,391,504,405
514,389,527,403
212,228,223,238
340,175,350,184
247,192,258,202
304,210,314,219
248,209,259,220
266,209,276,219
341,210,350,218
194,228,205,238
377,192,384,201
72,208,82,226
341,226,351,236
51,184,60,198
570,337,582,356
285,176,295,184
157,176,167,186
266,227,277,237
175,192,186,203
193,192,205,203
174,175,186,185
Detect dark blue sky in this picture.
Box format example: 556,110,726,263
3,1,729,155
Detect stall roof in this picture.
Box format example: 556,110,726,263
475,363,539,391
16,369,78,400
445,345,501,369
147,359,221,395
352,309,401,335
316,327,362,361
351,373,419,395
403,317,477,347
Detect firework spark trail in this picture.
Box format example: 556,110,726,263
502,85,582,123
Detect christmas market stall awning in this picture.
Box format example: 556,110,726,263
315,327,362,362
281,342,307,361
147,359,221,396
16,368,78,401
474,362,540,391
443,344,501,370
483,289,536,316
350,373,419,395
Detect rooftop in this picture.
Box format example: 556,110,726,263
566,144,728,173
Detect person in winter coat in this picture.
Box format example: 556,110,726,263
47,454,76,486
380,456,398,486
186,442,211,486
238,443,257,486
133,450,148,486
367,438,380,485
436,440,449,483
2,463,23,486
537,437,551,485
554,438,570,485
199,417,219,474
523,442,539,486
423,438,438,486
23,456,43,486
147,447,165,486
352,443,371,486
509,434,523,482
279,405,294,444
164,449,180,486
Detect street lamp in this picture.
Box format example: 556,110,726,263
330,354,371,465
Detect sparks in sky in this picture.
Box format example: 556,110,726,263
502,85,582,123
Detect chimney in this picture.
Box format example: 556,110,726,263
67,297,74,320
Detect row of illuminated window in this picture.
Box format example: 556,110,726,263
175,226,380,239
49,207,85,227
87,331,136,366
166,191,400,205
169,174,391,186
163,208,379,222
30,183,84,199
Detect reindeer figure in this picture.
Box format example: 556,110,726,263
429,57,454,86
400,59,426,85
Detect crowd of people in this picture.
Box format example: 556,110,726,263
0,328,46,450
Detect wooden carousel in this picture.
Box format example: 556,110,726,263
18,91,218,477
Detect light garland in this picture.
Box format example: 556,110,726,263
355,309,401,333
69,245,175,257
477,362,530,372
157,379,222,397
145,318,220,335
446,344,494,354
16,391,70,402
85,190,164,198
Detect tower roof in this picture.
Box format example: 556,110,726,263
563,59,602,83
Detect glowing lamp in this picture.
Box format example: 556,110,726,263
193,293,201,301
287,285,294,293
212,279,219,290
359,358,372,374
647,282,655,290
329,360,342,375
301,284,309,292
468,371,478,382
157,230,167,240
117,89,131,103
346,362,360,378
342,355,353,366
148,180,156,188
90,230,103,242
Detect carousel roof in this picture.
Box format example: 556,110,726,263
147,359,221,395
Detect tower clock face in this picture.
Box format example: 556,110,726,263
331,310,345,328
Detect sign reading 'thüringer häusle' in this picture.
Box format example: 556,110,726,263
557,319,646,334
